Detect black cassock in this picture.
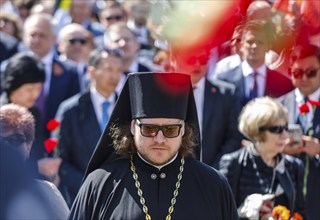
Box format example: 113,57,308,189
69,154,238,220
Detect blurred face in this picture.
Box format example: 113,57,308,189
90,55,122,96
0,18,15,36
108,29,140,61
0,130,30,160
241,30,269,69
10,83,42,109
257,118,288,156
24,19,55,58
171,49,209,85
131,118,185,166
59,30,90,63
131,4,149,27
70,0,91,24
100,7,126,29
290,56,320,96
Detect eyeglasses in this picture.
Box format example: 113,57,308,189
0,133,27,146
186,55,208,65
289,67,319,79
105,15,123,21
68,38,87,45
136,119,184,138
259,125,288,134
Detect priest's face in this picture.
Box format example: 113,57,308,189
131,118,185,166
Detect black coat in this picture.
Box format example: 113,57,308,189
69,154,239,220
201,79,242,168
219,146,306,219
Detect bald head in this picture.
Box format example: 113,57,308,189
246,0,272,21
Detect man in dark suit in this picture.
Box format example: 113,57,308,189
23,13,80,131
55,49,123,206
215,19,294,108
170,45,243,168
278,44,320,220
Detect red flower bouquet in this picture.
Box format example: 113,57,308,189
272,205,303,220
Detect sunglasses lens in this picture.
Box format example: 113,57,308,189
141,125,159,137
268,125,288,134
161,125,180,138
292,69,303,78
106,15,123,21
1,134,26,146
306,69,318,78
69,38,87,45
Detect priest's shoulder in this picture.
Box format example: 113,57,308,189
85,157,130,183
186,157,229,183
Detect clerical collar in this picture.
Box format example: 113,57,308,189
137,152,178,170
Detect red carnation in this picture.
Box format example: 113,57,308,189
44,138,58,154
299,103,310,114
47,119,60,131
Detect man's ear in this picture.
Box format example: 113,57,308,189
181,124,185,136
130,120,135,135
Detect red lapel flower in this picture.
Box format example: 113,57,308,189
52,62,64,76
47,119,60,131
44,138,58,154
299,103,310,114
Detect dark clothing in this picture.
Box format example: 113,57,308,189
55,91,102,205
70,154,238,220
201,79,242,168
37,56,80,135
280,90,320,220
0,93,47,179
219,146,306,219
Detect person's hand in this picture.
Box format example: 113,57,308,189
283,138,304,155
52,174,61,187
259,200,273,220
37,157,62,178
302,136,320,157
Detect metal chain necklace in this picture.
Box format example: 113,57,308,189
130,155,185,220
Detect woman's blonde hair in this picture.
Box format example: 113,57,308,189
238,96,288,142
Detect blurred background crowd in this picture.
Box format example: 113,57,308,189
0,0,319,219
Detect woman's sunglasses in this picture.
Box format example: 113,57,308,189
68,38,87,45
289,67,319,79
136,119,184,138
259,125,288,134
0,133,27,146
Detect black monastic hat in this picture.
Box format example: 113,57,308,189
84,72,200,178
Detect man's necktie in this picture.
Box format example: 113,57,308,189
248,72,258,101
101,101,110,131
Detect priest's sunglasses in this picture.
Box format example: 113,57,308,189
136,119,184,138
289,67,319,79
259,125,288,134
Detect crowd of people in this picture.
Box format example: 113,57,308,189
0,0,319,219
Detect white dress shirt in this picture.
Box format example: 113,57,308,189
90,87,116,125
242,61,267,98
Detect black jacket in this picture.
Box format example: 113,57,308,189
219,146,306,219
